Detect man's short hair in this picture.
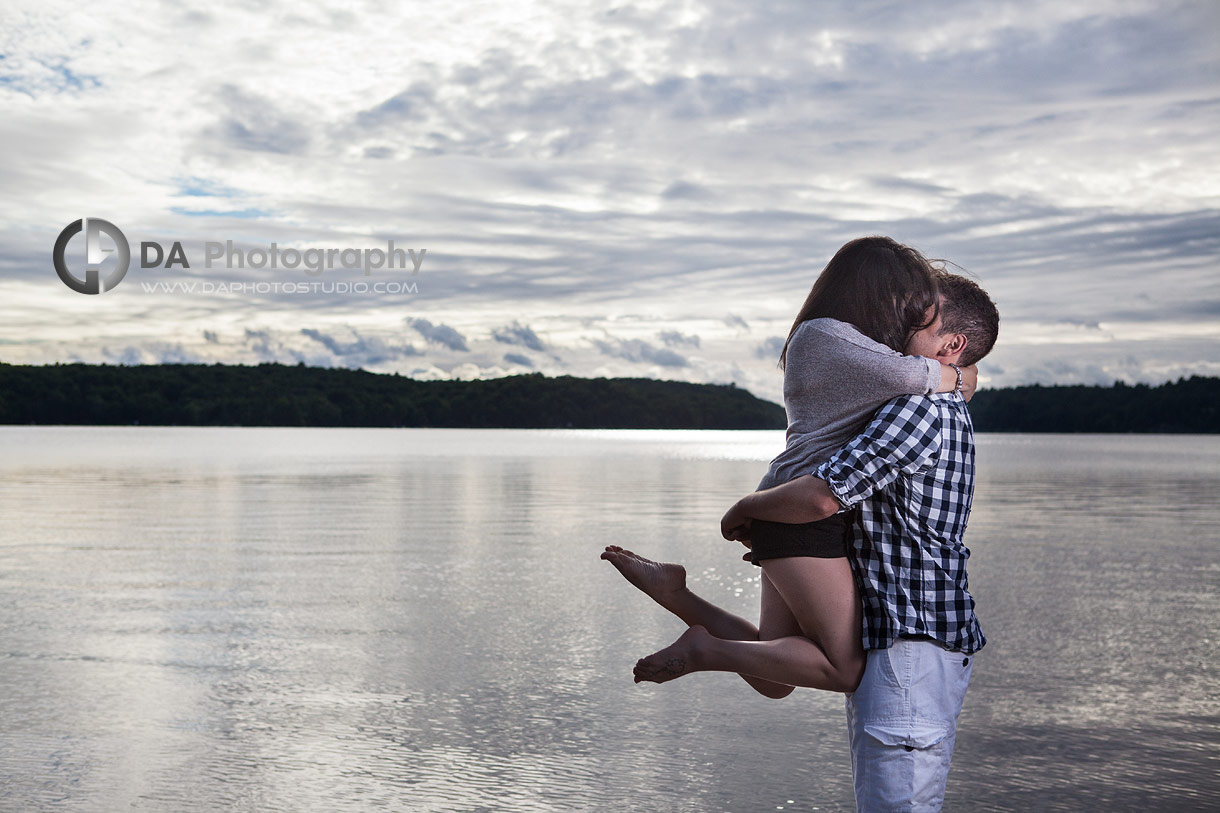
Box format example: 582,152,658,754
937,273,999,367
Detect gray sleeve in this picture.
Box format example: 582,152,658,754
857,349,940,399
902,354,941,397
796,322,941,398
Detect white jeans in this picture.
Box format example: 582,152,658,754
845,638,974,812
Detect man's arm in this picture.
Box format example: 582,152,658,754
720,475,840,540
721,396,943,541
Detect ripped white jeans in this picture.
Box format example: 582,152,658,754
845,637,974,812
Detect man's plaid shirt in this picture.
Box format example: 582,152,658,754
813,392,985,654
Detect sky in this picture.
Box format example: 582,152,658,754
2,0,1217,405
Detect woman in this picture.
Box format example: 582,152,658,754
604,236,973,696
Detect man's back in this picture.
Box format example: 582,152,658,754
849,392,984,654
813,390,983,812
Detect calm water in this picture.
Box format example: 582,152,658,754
0,428,1216,812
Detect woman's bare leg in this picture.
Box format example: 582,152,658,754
762,555,865,690
601,546,794,697
634,556,866,693
753,573,802,698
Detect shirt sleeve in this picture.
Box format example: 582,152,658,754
812,395,942,507
859,347,940,399
795,321,941,398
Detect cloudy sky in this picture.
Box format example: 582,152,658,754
2,0,1217,404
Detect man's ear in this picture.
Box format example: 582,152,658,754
940,332,968,359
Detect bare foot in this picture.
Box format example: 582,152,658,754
633,625,713,684
600,546,687,609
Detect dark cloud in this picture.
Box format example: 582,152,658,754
661,181,712,201
202,330,219,343
301,328,421,366
492,321,546,351
355,83,437,131
724,315,750,330
755,336,785,360
101,342,201,365
208,85,310,155
658,330,701,349
871,176,954,195
503,352,533,368
242,329,287,362
102,346,144,365
593,337,688,368
406,318,469,351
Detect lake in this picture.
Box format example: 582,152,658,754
1,428,1216,811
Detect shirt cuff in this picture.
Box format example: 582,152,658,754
921,356,940,395
813,462,860,509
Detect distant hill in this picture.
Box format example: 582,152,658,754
0,363,1215,432
968,376,1219,434
0,362,786,429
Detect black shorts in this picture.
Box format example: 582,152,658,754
748,510,854,566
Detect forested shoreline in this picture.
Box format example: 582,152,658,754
0,362,1215,433
967,376,1217,433
0,362,784,429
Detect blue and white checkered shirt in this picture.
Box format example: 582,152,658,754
813,392,985,654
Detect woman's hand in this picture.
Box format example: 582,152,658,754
959,364,978,402
721,499,753,546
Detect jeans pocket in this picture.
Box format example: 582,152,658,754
864,719,952,750
932,647,974,719
874,644,904,689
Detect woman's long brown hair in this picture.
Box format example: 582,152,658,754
779,236,940,370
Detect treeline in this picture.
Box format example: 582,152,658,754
968,376,1218,433
0,362,786,429
0,362,1215,432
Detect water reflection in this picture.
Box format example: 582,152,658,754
0,428,1216,811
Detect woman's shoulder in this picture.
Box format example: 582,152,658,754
794,318,900,355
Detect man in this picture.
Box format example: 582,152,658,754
603,273,999,811
719,272,1000,810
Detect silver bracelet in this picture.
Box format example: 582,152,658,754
948,363,963,393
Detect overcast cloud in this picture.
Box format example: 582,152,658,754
2,0,1217,404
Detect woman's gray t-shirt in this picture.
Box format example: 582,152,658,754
756,318,941,491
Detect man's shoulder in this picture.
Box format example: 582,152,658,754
875,393,942,425
928,392,974,432
918,394,976,461
860,394,944,455
883,392,971,424
870,392,978,456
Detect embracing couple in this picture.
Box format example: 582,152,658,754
602,236,1000,812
